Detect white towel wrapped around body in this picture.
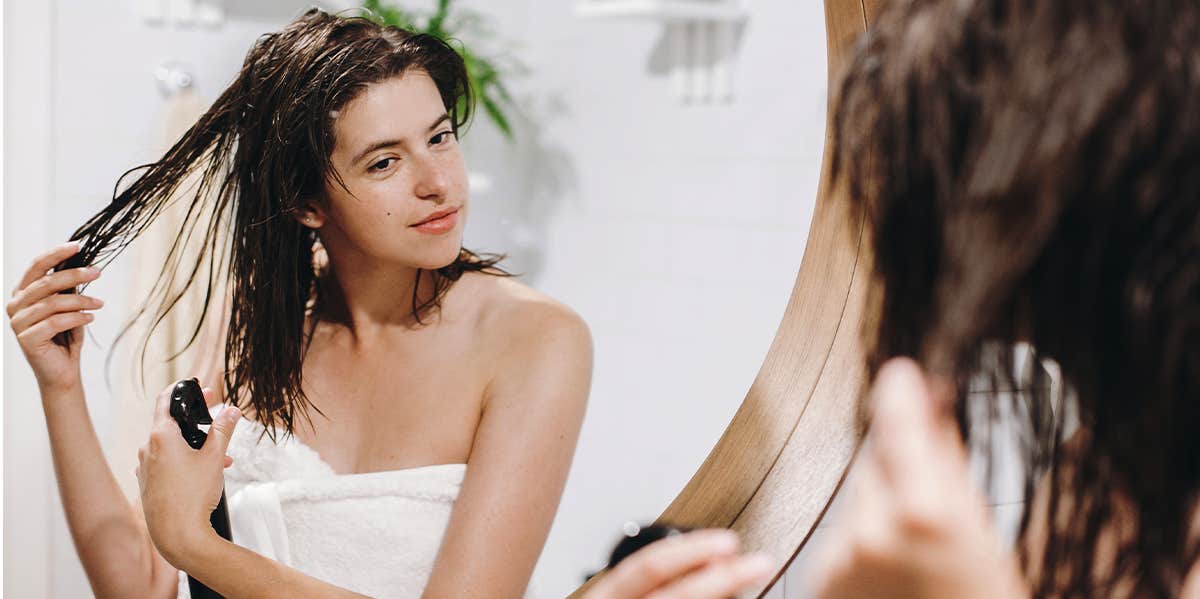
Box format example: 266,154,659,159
176,415,467,599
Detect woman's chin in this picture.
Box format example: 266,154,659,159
412,244,465,270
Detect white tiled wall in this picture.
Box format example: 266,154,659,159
450,1,832,595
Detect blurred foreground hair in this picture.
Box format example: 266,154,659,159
834,0,1200,594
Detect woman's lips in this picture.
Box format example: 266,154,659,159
411,209,459,234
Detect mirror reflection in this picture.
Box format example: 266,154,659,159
3,1,827,597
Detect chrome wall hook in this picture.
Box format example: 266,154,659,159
155,61,194,97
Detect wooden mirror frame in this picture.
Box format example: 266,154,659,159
569,0,885,595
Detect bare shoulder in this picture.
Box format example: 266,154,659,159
464,273,592,353
459,273,593,398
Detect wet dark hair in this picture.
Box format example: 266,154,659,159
833,0,1199,594
55,8,507,438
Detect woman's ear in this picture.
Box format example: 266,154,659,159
293,200,327,229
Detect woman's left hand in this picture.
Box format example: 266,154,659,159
136,383,240,567
584,529,773,599
810,358,1029,599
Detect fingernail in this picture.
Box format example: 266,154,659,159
85,267,100,277
93,298,104,307
84,313,95,321
67,241,81,251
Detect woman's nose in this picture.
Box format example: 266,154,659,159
412,154,449,202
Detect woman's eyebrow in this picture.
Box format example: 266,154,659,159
352,138,402,164
426,113,450,132
351,114,453,164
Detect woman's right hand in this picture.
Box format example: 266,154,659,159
584,529,774,599
7,242,103,392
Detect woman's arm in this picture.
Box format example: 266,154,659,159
173,534,372,599
421,300,593,599
44,383,181,599
8,243,177,599
136,385,373,599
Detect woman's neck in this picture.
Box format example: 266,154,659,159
315,252,440,337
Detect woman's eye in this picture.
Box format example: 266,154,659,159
369,158,396,172
430,130,455,145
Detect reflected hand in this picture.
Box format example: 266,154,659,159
810,358,1029,599
6,242,103,393
136,383,238,568
584,529,773,599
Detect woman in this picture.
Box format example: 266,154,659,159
7,9,591,598
590,0,1200,596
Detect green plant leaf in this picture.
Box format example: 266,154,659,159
357,0,517,141
363,0,414,27
427,0,451,37
480,94,512,138
493,80,514,103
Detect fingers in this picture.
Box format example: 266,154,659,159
850,442,896,547
809,359,1007,599
152,383,174,426
595,530,741,598
9,293,103,332
869,358,943,496
202,406,241,460
7,266,101,318
645,553,774,599
15,311,95,347
139,433,232,466
866,358,976,539
15,242,80,293
808,445,886,596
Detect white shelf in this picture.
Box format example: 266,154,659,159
575,0,748,103
576,0,746,22
139,0,223,27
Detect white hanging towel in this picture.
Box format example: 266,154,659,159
112,86,227,502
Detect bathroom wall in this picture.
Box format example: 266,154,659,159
453,1,827,595
4,2,57,597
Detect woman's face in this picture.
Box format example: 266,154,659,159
312,69,468,270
